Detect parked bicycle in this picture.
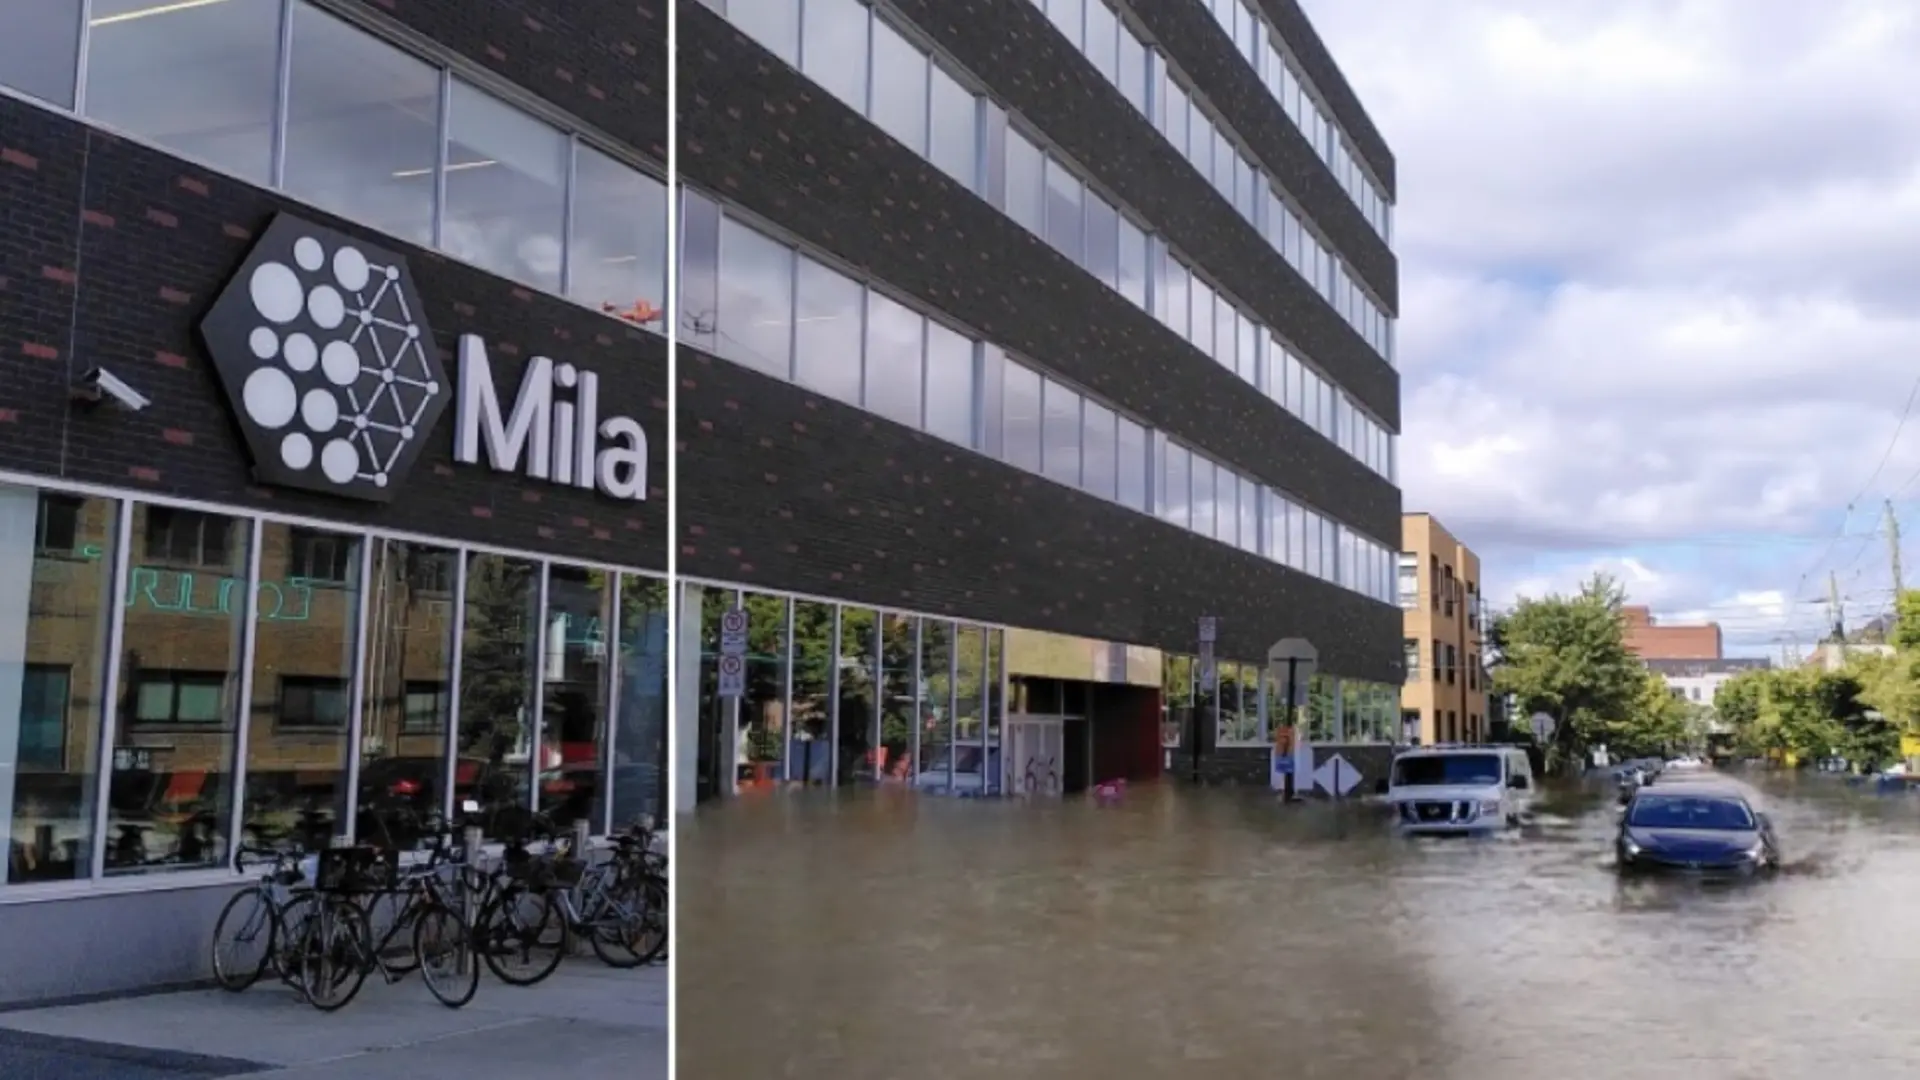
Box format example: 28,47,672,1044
474,817,666,986
211,844,318,995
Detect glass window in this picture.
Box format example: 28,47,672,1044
1162,442,1191,529
1043,157,1083,261
878,614,915,778
1214,298,1237,372
785,601,832,783
736,592,789,788
801,0,868,112
837,608,879,784
1162,259,1190,338
1041,378,1081,486
1084,1,1118,82
456,553,541,838
916,620,953,788
793,257,864,406
1189,106,1211,174
537,565,614,831
1081,401,1117,500
242,524,361,854
1,489,114,884
1190,278,1215,357
1116,418,1147,512
870,19,929,154
85,0,280,182
1190,457,1215,540
1002,361,1043,473
863,290,925,428
717,218,795,378
1165,82,1190,155
442,79,568,292
568,146,669,328
1216,467,1238,546
612,575,668,823
1118,28,1147,113
924,320,976,447
1265,490,1283,562
107,505,251,874
1047,0,1084,50
1084,192,1119,289
1,0,82,108
1117,217,1147,308
679,191,721,353
1239,476,1259,552
355,540,456,847
279,4,440,245
1005,128,1045,235
929,64,978,189
734,0,800,63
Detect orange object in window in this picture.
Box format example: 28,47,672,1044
601,298,664,326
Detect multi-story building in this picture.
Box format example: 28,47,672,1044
677,0,1404,803
1622,605,1722,660
1398,513,1486,744
0,0,668,1004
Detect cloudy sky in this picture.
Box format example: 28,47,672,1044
1300,0,1920,657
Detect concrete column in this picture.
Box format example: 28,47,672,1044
673,583,703,815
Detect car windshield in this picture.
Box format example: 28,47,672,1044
1628,795,1754,830
1393,754,1502,787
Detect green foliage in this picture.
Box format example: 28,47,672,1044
1490,572,1643,761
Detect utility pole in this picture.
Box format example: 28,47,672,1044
1887,499,1904,597
1829,570,1846,643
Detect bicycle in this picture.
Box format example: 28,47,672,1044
292,833,481,1011
474,820,664,985
210,844,317,994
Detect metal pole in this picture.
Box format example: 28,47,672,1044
1283,657,1298,799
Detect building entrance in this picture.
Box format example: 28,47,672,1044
1006,715,1066,797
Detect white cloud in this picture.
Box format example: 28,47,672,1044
1300,0,1920,643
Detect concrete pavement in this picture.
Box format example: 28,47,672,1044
0,959,666,1079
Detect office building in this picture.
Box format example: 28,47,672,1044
0,0,668,1002
677,0,1404,802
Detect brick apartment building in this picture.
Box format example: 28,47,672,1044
1622,606,1722,661
0,0,666,1004
676,0,1407,803
1398,513,1487,743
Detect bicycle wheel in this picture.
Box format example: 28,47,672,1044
478,888,566,986
413,905,479,1009
589,874,666,969
210,887,276,992
299,899,373,1011
273,892,320,1000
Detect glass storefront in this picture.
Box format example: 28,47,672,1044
0,481,666,888
684,582,1005,794
1157,651,1399,751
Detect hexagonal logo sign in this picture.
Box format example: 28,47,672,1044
199,213,446,503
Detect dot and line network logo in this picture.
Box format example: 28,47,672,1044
199,213,448,503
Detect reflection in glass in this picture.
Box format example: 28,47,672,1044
733,0,799,64
679,190,721,353
283,3,439,243
837,609,877,784
869,19,928,154
1162,654,1192,747
801,0,868,112
1084,193,1119,289
738,593,789,787
356,540,456,848
717,218,794,378
985,629,1004,795
442,78,568,292
242,525,361,854
107,505,250,874
1162,443,1190,529
1081,401,1117,500
1001,361,1043,473
1043,157,1082,260
1117,418,1147,512
538,565,613,831
1041,379,1080,487
455,553,539,836
928,63,977,189
611,575,668,826
863,291,924,429
2,488,114,884
787,601,834,784
794,258,864,406
85,0,280,182
1004,128,1044,236
0,0,83,109
879,615,915,781
954,625,984,766
1306,673,1337,743
569,147,669,331
692,588,728,803
916,621,952,789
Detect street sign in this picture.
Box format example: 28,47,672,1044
1197,640,1216,686
718,607,749,698
1198,616,1218,644
1266,637,1319,668
1313,752,1362,798
1529,711,1557,742
717,652,746,697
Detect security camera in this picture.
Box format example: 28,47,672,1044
71,366,151,412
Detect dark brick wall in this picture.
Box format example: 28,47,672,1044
677,344,1404,685
1114,0,1396,308
867,0,1398,421
1254,0,1395,190
335,0,667,163
0,97,667,570
677,2,1401,547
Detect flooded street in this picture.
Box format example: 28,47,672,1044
677,773,1920,1079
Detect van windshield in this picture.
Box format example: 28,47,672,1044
1393,754,1503,787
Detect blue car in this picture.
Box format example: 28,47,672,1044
1616,782,1779,875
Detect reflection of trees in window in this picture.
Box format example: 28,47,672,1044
954,626,984,747
1306,673,1337,742
694,588,729,801
739,592,789,775
613,575,668,824
1162,654,1193,747
540,564,613,830
788,601,834,784
457,554,539,829
918,621,953,782
837,609,877,784
985,629,1003,756
356,541,456,846
880,615,915,779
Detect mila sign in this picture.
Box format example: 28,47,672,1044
200,212,647,503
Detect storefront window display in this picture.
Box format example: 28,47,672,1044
0,482,666,891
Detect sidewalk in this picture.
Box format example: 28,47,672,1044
0,959,666,1079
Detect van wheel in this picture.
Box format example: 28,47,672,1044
1505,813,1521,827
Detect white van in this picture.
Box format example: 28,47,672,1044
1386,745,1536,834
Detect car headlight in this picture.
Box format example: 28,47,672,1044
1478,800,1502,816
1744,842,1767,862
1621,837,1641,857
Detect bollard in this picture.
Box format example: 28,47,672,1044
572,819,591,858
463,826,483,865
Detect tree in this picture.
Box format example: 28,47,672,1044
1585,670,1690,757
1490,572,1644,768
